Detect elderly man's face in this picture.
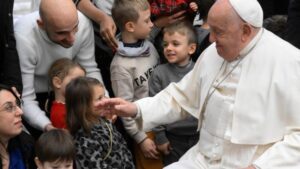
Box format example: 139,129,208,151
44,19,79,48
207,13,244,61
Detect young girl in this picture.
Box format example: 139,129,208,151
48,58,86,129
65,77,135,168
35,129,75,169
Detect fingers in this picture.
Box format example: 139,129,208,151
101,29,118,50
11,87,21,98
169,10,186,24
171,10,186,19
145,147,159,159
141,139,160,159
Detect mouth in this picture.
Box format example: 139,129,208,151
14,119,22,126
166,53,176,58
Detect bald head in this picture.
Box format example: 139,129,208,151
38,0,79,48
39,0,78,27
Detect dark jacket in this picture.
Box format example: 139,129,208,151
0,0,23,93
0,131,36,169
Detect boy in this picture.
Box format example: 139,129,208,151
148,20,199,166
110,0,162,168
34,129,75,169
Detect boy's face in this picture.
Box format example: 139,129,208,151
132,8,153,39
163,32,196,66
35,159,73,169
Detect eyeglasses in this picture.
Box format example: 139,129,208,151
0,98,23,113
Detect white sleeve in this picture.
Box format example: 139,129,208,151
253,129,300,169
15,33,51,130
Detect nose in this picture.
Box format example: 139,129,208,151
66,32,76,44
15,106,23,116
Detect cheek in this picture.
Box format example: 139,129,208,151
0,118,15,135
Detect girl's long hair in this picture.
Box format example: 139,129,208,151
65,77,103,135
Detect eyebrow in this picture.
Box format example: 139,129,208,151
0,101,14,108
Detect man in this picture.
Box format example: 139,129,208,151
14,0,105,132
99,0,300,168
0,0,23,93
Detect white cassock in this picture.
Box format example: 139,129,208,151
134,28,300,169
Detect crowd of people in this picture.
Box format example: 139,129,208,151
1,0,300,168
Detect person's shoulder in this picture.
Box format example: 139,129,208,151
14,12,39,36
263,29,300,58
77,11,92,27
153,63,170,74
14,11,39,29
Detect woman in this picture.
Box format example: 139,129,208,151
0,84,35,169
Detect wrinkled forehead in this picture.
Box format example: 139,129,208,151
207,0,241,29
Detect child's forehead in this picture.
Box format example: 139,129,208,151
46,159,73,165
164,30,187,38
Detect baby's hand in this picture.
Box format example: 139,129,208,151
189,2,198,12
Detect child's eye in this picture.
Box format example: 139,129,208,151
162,42,168,48
97,95,105,101
173,42,180,46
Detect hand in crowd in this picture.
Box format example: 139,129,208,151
189,2,198,12
99,14,118,50
139,138,160,159
11,87,21,98
44,123,56,131
153,10,186,28
156,142,172,155
97,97,138,118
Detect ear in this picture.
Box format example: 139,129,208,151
37,19,45,30
124,21,135,33
241,23,252,42
34,157,43,169
188,43,197,55
52,76,62,89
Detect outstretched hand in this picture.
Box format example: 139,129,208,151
97,97,138,118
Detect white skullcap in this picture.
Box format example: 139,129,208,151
229,0,263,27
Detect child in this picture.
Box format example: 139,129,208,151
148,20,199,166
48,58,86,129
111,0,163,168
35,129,75,169
148,0,199,64
65,77,135,168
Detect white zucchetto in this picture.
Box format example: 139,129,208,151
229,0,263,27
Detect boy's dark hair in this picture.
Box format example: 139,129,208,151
65,77,104,135
35,129,75,163
112,0,149,31
163,20,197,44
